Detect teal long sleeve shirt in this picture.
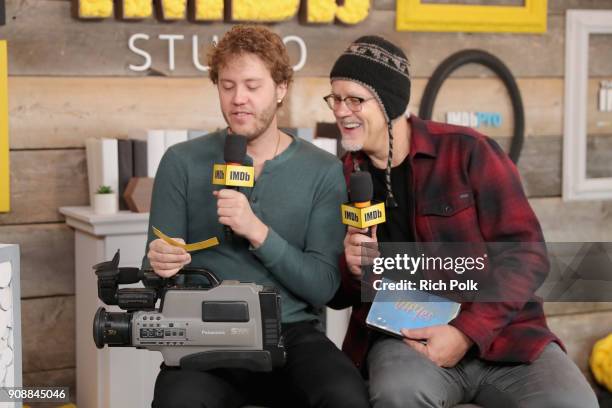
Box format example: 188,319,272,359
143,129,347,323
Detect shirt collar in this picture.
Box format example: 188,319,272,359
408,114,437,159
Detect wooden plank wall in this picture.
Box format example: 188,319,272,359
0,0,611,400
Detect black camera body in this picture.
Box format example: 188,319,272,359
93,251,285,372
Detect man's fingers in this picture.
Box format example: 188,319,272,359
363,246,381,259
147,237,194,279
346,254,376,268
345,244,363,257
148,237,191,278
403,339,429,356
348,233,377,247
346,243,379,259
346,254,363,268
217,207,238,217
347,225,378,240
345,228,380,273
401,327,433,340
150,252,190,264
215,189,242,199
216,198,239,208
344,229,376,251
370,224,378,237
348,233,368,245
150,238,188,255
150,261,185,272
348,265,362,278
218,216,232,226
347,226,369,235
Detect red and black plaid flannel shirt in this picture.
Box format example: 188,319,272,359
329,115,562,370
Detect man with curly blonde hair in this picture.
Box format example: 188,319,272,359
145,25,370,408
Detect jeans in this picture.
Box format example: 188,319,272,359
152,321,370,408
367,336,598,408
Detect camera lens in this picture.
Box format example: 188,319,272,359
93,307,132,348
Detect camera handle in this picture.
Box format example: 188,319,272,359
173,268,221,288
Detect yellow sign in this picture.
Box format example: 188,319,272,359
77,0,370,24
77,0,546,32
396,0,547,33
212,164,255,188
152,227,219,252
0,41,8,213
341,202,386,229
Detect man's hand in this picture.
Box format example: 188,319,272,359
148,238,191,278
214,189,268,248
344,225,380,280
401,325,474,368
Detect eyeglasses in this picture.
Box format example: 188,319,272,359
323,94,376,112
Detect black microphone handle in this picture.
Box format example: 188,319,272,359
222,134,247,242
223,185,238,241
224,225,233,240
349,172,377,240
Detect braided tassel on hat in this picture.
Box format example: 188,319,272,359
385,122,398,208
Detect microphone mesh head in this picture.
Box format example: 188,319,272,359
350,171,373,203
224,134,247,164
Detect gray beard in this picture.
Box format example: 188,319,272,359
341,139,363,152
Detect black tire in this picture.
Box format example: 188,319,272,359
418,49,524,163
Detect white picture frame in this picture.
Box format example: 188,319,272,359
0,244,22,408
563,10,612,201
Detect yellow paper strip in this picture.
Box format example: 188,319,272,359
152,226,219,252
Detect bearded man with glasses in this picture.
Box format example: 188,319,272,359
326,35,598,408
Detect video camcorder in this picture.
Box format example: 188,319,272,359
92,251,285,372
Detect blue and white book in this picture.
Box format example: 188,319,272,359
366,278,461,338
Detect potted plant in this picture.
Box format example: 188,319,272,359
94,185,118,215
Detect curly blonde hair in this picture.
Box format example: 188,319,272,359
208,25,293,86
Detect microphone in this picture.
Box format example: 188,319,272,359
341,171,386,237
213,134,254,187
225,134,247,166
213,134,255,240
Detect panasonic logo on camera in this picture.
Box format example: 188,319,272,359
202,330,226,336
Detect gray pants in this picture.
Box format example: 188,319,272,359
367,337,598,408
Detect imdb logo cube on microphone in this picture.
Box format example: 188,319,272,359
341,202,386,229
212,164,255,188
